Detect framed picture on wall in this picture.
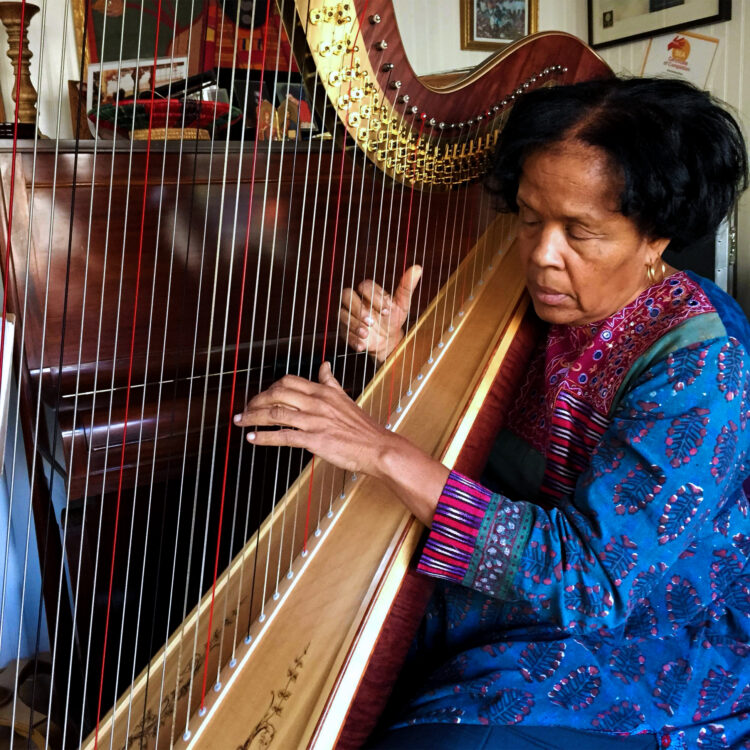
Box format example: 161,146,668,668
460,0,539,52
70,1,293,83
71,0,207,82
588,0,731,49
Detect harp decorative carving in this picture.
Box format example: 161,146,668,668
0,1,610,748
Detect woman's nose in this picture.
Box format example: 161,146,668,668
528,224,566,269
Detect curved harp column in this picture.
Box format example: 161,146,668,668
76,6,610,746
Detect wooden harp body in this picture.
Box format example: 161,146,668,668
0,2,609,748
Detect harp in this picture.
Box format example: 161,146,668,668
0,1,609,747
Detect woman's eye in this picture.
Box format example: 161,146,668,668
566,225,595,240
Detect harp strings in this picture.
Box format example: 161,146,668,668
0,0,39,743
128,0,212,740
0,0,504,744
217,0,298,687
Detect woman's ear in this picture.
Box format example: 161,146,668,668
647,236,671,265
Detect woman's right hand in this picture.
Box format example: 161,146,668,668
339,265,422,362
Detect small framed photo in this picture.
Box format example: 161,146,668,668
460,0,539,52
588,0,731,49
86,56,189,137
87,56,189,113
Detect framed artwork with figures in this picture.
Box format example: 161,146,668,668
460,0,538,52
71,0,295,82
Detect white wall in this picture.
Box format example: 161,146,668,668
395,0,750,314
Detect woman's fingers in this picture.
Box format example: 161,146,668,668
341,287,376,327
392,265,422,312
318,361,343,389
338,305,369,341
234,367,395,477
233,377,324,426
244,428,308,448
234,364,342,430
356,279,392,316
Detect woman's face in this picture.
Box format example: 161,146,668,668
516,140,669,327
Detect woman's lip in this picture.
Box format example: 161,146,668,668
530,283,568,305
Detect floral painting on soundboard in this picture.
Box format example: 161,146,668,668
460,0,538,51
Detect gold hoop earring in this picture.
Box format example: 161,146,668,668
646,260,666,285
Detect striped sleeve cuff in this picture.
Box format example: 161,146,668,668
417,471,495,583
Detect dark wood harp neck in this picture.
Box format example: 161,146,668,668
0,2,609,747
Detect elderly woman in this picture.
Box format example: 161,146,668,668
234,77,750,749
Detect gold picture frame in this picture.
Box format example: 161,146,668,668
460,0,539,52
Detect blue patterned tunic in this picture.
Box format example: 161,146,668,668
408,271,750,749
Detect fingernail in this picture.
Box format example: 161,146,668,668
381,308,390,316
233,414,242,424
364,316,374,326
356,342,364,352
358,327,368,338
246,432,256,441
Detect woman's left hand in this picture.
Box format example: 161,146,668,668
234,362,451,527
233,362,393,477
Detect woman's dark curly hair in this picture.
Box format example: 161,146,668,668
487,76,748,251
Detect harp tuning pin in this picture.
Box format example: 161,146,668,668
458,121,465,128
409,105,419,115
515,88,523,95
376,39,388,51
432,118,439,127
390,80,402,89
530,75,537,83
501,99,508,106
492,104,500,112
382,62,394,71
476,114,483,121
563,66,569,72
369,13,381,23
543,67,550,75
523,82,530,89
398,94,410,104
